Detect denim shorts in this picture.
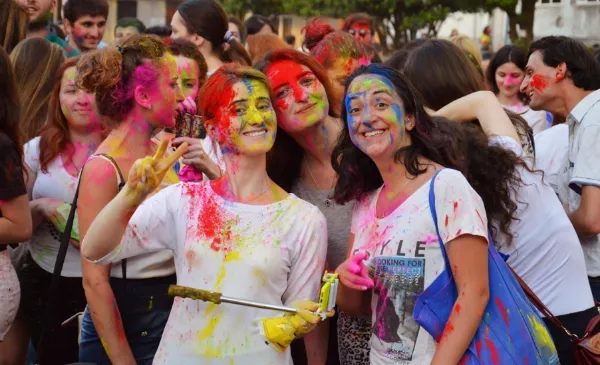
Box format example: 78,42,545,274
78,275,176,365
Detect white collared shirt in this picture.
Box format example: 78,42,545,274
558,88,600,277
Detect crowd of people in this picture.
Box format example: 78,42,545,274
1,0,600,364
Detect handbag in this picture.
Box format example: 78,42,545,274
510,267,600,364
412,169,560,364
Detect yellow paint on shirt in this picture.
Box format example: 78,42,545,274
225,251,241,262
527,313,557,351
197,315,223,358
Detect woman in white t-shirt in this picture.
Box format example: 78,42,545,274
81,64,329,364
486,45,550,135
18,57,104,363
333,65,522,365
436,90,595,365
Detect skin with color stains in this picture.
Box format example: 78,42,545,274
345,74,410,160
174,55,200,101
66,15,107,52
265,60,329,133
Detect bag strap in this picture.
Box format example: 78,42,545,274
35,171,82,363
95,154,127,280
427,169,453,276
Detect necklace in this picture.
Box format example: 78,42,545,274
66,151,82,175
303,157,333,208
224,180,272,204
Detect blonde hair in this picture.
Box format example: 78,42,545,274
449,34,484,77
246,33,289,65
10,38,66,141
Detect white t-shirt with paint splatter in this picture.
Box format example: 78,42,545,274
350,169,488,365
95,181,328,364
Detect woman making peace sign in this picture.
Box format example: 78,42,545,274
81,64,329,364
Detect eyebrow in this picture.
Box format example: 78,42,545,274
372,89,392,97
271,71,313,90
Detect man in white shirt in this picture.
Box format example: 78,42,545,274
521,36,600,299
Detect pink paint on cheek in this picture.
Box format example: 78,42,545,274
504,75,523,87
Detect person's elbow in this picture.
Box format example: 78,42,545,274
15,221,33,242
580,213,600,236
80,238,105,262
469,286,490,314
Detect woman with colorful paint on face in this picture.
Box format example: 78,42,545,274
14,57,105,364
333,64,559,365
76,35,184,365
80,63,329,364
303,18,369,91
405,40,594,364
166,38,222,182
341,13,381,64
487,45,550,135
170,0,251,75
256,49,369,365
0,44,32,348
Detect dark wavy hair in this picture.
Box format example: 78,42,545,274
404,39,535,158
332,64,524,246
487,45,528,103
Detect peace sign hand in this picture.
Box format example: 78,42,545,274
125,138,188,205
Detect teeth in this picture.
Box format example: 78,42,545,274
245,130,266,137
364,130,384,137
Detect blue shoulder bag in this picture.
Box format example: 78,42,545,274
412,170,560,365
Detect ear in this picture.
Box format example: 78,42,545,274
556,62,567,82
191,34,205,49
405,115,416,131
63,19,72,34
134,84,152,110
51,0,57,11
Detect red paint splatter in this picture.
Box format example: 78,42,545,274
456,229,462,236
459,355,471,365
193,186,226,252
440,321,454,341
484,337,499,364
523,356,529,364
495,297,509,326
455,303,461,313
453,201,458,212
475,209,485,226
475,340,483,359
444,215,449,227
530,75,548,91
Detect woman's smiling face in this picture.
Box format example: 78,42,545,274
345,74,412,160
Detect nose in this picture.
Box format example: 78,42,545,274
76,90,90,105
292,85,308,103
89,26,99,38
175,84,184,104
520,76,529,94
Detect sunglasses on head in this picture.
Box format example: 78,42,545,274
349,29,368,37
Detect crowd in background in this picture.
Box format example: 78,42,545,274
2,0,600,364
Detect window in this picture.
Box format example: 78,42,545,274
538,0,561,4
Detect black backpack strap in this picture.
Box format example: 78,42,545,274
35,171,82,363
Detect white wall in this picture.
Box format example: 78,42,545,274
137,0,167,27
534,1,600,43
438,9,509,50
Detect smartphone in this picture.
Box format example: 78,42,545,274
165,111,206,139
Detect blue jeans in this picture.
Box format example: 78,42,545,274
79,275,175,365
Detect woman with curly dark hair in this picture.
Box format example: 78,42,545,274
333,64,557,365
405,40,595,364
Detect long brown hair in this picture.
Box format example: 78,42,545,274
403,39,534,156
76,34,169,127
10,38,66,142
255,49,342,192
0,0,28,54
0,45,22,156
37,58,79,172
177,0,251,66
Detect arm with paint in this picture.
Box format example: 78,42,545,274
430,171,490,365
434,91,521,144
78,158,136,365
335,237,373,317
81,140,187,261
